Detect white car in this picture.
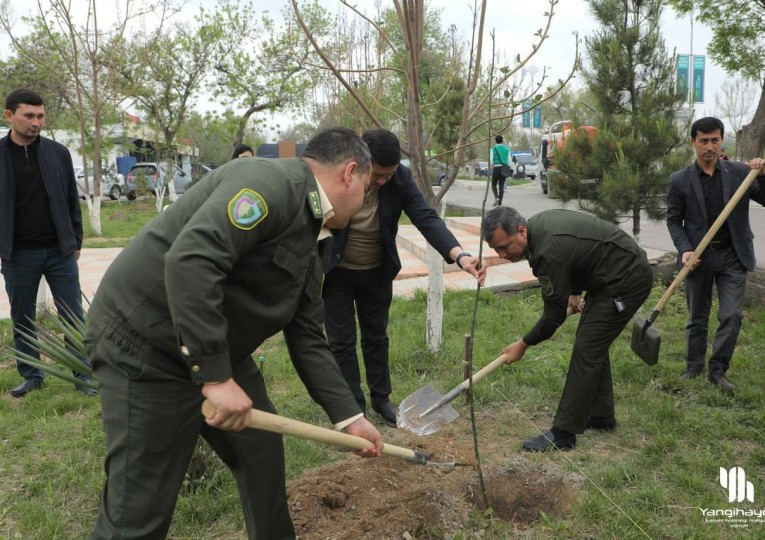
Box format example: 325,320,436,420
75,166,124,200
511,153,539,180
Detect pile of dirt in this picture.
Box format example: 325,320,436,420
287,414,581,539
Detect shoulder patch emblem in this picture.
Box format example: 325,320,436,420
308,190,322,218
538,275,554,297
227,189,268,230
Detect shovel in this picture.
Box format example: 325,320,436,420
631,167,762,365
398,305,584,436
201,400,455,467
397,354,509,436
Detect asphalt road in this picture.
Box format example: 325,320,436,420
438,177,765,269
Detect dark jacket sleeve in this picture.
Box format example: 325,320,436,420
666,167,694,256
62,149,83,250
523,253,570,346
282,259,362,423
399,166,459,261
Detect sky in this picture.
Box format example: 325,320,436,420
0,0,731,138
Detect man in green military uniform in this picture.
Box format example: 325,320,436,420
85,127,383,539
482,207,653,452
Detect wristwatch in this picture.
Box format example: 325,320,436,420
455,252,472,269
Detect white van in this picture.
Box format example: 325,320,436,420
511,153,539,180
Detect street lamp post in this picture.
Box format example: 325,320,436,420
523,65,541,145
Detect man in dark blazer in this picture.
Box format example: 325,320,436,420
324,128,485,425
666,116,765,394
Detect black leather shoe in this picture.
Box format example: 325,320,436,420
709,373,736,395
521,429,576,452
585,416,617,431
10,378,44,398
372,401,398,427
75,384,99,397
680,369,703,380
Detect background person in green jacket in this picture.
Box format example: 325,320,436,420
84,127,383,540
482,207,653,453
491,134,512,206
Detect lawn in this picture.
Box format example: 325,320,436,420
1,285,763,538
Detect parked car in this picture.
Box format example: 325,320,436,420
511,153,540,180
400,158,447,187
75,166,123,200
474,161,489,177
126,162,191,199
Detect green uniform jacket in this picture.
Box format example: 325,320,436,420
524,209,649,345
86,158,360,424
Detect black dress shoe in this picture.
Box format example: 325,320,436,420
521,428,576,452
585,416,617,431
709,373,736,395
10,378,44,398
680,368,703,380
75,384,99,397
371,401,398,427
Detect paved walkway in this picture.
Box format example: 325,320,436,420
0,213,668,318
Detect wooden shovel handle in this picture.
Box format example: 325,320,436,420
653,167,762,315
458,354,507,390
457,307,579,391
201,400,423,463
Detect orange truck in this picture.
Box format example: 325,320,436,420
539,120,596,195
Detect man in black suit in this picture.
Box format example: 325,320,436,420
666,116,765,394
323,128,486,425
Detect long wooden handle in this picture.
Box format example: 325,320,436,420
459,354,507,390
654,167,763,315
201,400,427,464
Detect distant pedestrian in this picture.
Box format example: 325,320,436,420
0,88,96,398
491,135,511,206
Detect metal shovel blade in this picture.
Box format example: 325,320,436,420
630,316,661,366
396,383,460,436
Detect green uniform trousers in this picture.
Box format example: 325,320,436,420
87,333,295,540
554,265,653,434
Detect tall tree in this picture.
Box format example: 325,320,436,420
668,0,765,160
116,14,217,209
554,0,689,241
177,111,262,167
205,0,331,150
293,0,577,351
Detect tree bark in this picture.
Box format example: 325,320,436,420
737,87,765,160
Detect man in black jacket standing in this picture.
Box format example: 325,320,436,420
323,128,485,426
666,116,765,394
0,88,95,397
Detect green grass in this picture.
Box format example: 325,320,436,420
80,200,158,247
2,286,764,538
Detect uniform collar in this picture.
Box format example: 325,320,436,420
314,178,334,241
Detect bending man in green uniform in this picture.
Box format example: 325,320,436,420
85,127,383,539
482,207,653,452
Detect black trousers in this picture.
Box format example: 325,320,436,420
322,266,393,410
684,246,746,376
491,167,507,203
553,265,654,434
87,333,294,540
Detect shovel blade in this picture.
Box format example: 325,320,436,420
630,316,661,366
397,383,459,436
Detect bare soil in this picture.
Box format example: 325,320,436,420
287,410,582,539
